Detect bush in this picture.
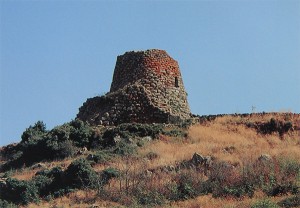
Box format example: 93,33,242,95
267,183,299,196
0,178,39,205
2,121,165,171
64,158,97,189
0,143,22,161
278,195,300,208
167,170,205,201
179,119,194,129
32,174,53,197
251,199,280,208
250,118,294,137
21,121,47,143
3,138,77,170
45,139,77,159
69,119,93,147
35,166,64,189
2,120,94,170
278,157,300,180
145,151,159,160
101,167,119,184
134,188,165,206
35,166,74,197
47,120,93,149
208,161,255,198
176,173,197,200
1,160,100,205
113,141,136,156
102,123,164,146
87,151,111,164
162,128,187,137
0,199,18,208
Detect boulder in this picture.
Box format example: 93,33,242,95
191,153,213,169
31,162,46,169
0,177,7,187
258,154,272,162
191,153,205,166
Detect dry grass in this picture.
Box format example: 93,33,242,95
7,113,300,207
139,115,300,170
10,157,76,181
11,168,39,181
27,190,122,208
168,191,289,208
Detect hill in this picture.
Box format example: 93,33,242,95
0,112,299,207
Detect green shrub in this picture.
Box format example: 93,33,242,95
0,178,39,205
251,199,280,208
102,123,164,147
36,166,63,183
179,119,194,129
0,143,22,161
32,174,53,197
101,167,119,184
87,151,111,164
278,157,300,179
162,128,187,137
69,119,93,147
64,158,97,189
45,139,77,159
252,118,294,137
0,199,18,208
48,124,72,141
278,195,300,208
208,161,255,198
218,183,254,198
167,170,204,201
21,121,47,143
145,151,159,160
267,183,299,196
18,135,46,165
36,166,76,197
35,166,72,197
2,120,94,170
46,120,93,149
176,174,197,200
134,188,165,206
113,141,136,156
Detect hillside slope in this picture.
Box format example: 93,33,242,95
0,113,299,208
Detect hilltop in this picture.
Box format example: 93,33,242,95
0,112,299,208
0,51,299,207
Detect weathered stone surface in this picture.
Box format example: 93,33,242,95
0,177,7,187
258,154,272,162
31,163,46,169
191,153,213,168
77,49,191,125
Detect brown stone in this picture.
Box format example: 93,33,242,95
77,49,191,125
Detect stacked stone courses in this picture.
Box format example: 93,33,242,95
77,49,191,125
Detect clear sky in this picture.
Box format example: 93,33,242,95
1,0,300,146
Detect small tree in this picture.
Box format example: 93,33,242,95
64,158,97,189
21,121,47,143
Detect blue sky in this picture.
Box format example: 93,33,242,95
1,0,300,146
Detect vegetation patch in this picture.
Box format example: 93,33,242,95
0,113,299,207
247,118,294,137
278,194,300,208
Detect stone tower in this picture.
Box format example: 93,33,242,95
77,49,190,125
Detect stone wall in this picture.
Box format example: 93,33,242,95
77,49,191,125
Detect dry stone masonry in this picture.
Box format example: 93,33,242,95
77,49,191,125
